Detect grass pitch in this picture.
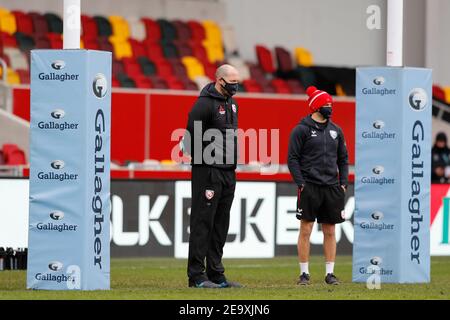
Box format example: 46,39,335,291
0,256,449,300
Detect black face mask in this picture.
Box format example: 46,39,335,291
319,107,332,119
221,78,239,96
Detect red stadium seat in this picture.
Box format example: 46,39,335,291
0,32,17,48
155,60,174,78
286,79,305,94
122,57,142,77
2,144,26,165
131,74,152,88
47,33,62,49
433,85,446,102
81,15,98,39
33,34,51,49
112,59,125,77
270,78,291,94
129,38,147,58
275,46,294,73
145,42,164,61
148,75,169,89
82,37,99,50
29,12,49,35
12,11,34,35
187,20,206,42
141,18,161,42
255,45,275,74
242,79,263,93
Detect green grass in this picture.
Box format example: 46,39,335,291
0,256,449,300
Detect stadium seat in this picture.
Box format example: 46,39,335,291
203,41,224,63
275,46,294,74
15,32,35,52
155,59,174,78
248,64,267,83
137,56,157,76
286,79,305,94
202,20,222,46
145,42,164,61
0,149,4,165
82,37,99,50
255,45,275,74
0,52,10,66
2,144,26,165
191,43,209,64
182,56,205,80
180,78,198,91
129,39,147,58
0,31,17,48
122,57,142,77
97,37,114,56
33,34,51,49
433,85,446,102
0,10,17,35
158,19,177,42
141,18,161,42
294,47,314,67
116,73,136,88
443,87,450,104
112,59,125,78
109,15,130,40
81,15,98,39
242,79,263,93
148,75,168,89
131,74,152,89
270,78,291,94
29,12,49,35
168,59,188,77
172,20,191,40
47,32,63,49
93,15,113,37
12,11,33,35
162,42,179,58
44,13,63,34
127,17,146,41
16,69,29,84
174,41,193,57
109,38,133,60
187,20,206,42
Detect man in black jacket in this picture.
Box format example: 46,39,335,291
288,86,349,286
182,64,242,288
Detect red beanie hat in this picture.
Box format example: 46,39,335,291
306,86,333,113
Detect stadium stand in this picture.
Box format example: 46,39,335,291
1,144,26,165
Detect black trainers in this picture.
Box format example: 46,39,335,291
297,272,310,285
216,280,243,288
188,280,221,288
325,273,339,285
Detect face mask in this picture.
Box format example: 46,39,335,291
221,78,239,96
318,106,332,119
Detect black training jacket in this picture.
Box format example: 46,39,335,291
183,82,238,170
287,115,349,187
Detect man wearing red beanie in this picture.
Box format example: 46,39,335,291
287,86,349,285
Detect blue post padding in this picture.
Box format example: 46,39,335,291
27,49,111,290
353,67,431,283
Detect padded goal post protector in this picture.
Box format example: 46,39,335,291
353,67,431,283
27,49,111,290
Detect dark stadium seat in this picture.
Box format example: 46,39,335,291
0,149,4,165
275,46,294,74
172,20,192,40
117,73,136,88
29,12,49,35
148,75,169,89
137,56,157,76
112,59,125,77
15,32,35,52
161,42,179,58
157,19,177,42
44,13,63,34
93,15,113,37
286,79,305,94
33,34,51,49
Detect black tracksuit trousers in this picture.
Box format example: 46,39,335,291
188,165,236,284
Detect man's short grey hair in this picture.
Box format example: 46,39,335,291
215,64,237,79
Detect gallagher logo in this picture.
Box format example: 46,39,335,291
50,211,64,220
372,166,384,175
51,109,65,119
370,256,383,266
409,88,428,111
51,160,65,170
373,76,385,85
93,73,108,99
373,120,385,129
48,261,63,271
51,60,66,70
371,211,384,220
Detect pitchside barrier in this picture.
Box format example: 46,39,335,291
353,67,432,283
1,174,449,259
27,50,111,290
